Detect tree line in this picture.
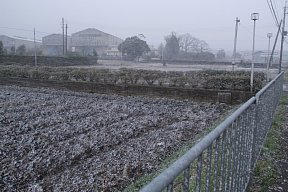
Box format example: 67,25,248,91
118,33,232,62
1,33,235,61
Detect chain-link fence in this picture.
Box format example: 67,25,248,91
140,72,284,192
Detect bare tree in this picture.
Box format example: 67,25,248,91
179,33,198,53
179,33,210,53
216,49,226,60
198,40,209,53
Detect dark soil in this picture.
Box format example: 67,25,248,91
0,85,230,191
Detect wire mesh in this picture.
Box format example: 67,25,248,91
140,72,284,192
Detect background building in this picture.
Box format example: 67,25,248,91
41,28,123,56
42,34,71,56
70,28,123,56
0,35,41,54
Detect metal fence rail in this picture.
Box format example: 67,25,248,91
140,72,284,192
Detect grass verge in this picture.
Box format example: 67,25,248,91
248,95,288,191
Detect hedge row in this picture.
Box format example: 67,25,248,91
0,65,265,91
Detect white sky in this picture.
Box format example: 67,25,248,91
0,0,286,52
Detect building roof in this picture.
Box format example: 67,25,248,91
72,28,105,36
42,34,71,46
43,34,63,38
0,35,41,48
71,28,122,40
0,35,13,41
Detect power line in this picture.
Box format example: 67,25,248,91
272,0,280,20
238,24,271,39
270,0,281,25
0,26,31,32
267,0,280,27
0,26,52,35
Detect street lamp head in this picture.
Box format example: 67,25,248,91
251,13,259,20
267,33,273,38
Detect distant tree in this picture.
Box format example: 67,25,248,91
10,46,16,55
179,33,199,53
198,40,209,53
216,49,226,60
234,52,242,59
164,32,180,60
93,49,98,57
16,45,26,55
92,49,98,63
118,36,150,61
195,52,215,61
147,45,155,58
0,41,4,55
179,33,210,54
158,43,164,58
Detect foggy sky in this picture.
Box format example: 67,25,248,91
1,0,286,52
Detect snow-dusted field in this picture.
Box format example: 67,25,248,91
75,60,280,77
0,85,230,191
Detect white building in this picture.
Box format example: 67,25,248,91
70,28,123,56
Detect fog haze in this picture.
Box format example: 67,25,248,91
1,0,286,51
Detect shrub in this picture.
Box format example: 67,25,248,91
185,71,200,88
0,65,265,92
141,70,162,86
88,70,101,82
0,67,16,77
157,71,167,86
106,72,120,84
167,71,184,87
56,71,69,81
119,69,130,85
30,70,50,79
95,69,110,83
71,69,87,81
14,67,30,78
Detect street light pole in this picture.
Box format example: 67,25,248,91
34,28,37,67
121,43,123,64
62,18,65,56
232,17,240,72
279,6,287,73
250,13,259,92
162,44,164,62
266,33,272,81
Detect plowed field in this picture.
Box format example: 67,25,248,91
0,86,229,191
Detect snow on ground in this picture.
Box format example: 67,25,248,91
73,60,280,77
0,85,230,191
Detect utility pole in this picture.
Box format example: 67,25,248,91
65,23,68,56
250,13,259,92
279,6,287,73
266,33,273,81
120,43,123,64
62,18,65,56
162,43,166,66
34,28,37,66
232,17,240,72
269,20,282,73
